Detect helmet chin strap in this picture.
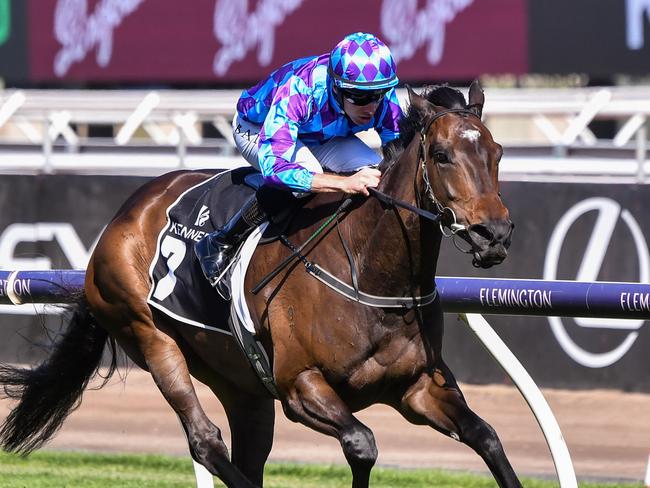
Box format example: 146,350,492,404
331,86,359,126
330,85,346,115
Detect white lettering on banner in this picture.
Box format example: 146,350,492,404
479,288,553,309
620,292,650,312
0,223,99,270
626,0,650,50
380,0,474,65
53,0,145,77
544,197,649,368
0,279,31,298
212,0,305,76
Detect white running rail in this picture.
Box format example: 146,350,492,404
0,86,648,181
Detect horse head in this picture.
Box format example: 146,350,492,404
405,82,513,268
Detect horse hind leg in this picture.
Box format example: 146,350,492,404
283,369,378,488
115,312,258,488
397,363,522,488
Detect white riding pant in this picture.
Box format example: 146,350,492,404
231,113,381,176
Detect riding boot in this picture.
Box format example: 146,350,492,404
194,195,267,289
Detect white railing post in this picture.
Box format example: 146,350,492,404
43,114,53,174
461,313,578,488
115,91,160,146
0,90,26,129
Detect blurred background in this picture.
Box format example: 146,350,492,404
0,0,648,482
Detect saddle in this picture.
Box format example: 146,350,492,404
146,167,299,397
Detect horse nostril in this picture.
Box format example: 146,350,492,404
469,221,513,246
468,223,494,243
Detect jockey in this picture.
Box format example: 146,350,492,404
195,32,402,289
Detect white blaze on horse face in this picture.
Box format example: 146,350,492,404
460,129,481,143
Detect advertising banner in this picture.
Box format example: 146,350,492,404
0,176,648,391
5,1,650,84
27,0,527,83
529,0,650,76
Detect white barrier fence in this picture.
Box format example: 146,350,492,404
0,87,649,182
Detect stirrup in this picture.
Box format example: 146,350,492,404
209,259,237,300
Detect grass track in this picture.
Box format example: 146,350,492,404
0,451,643,487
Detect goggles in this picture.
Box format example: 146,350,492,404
340,88,389,106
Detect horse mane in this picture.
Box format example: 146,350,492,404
382,84,468,168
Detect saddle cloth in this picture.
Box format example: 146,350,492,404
146,167,259,334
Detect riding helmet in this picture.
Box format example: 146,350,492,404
328,32,398,91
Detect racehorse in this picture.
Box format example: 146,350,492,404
0,82,518,487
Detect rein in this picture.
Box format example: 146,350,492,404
367,187,441,223
250,197,352,294
250,198,437,308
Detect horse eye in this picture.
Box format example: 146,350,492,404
433,151,449,164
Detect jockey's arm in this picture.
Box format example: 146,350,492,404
258,76,384,197
310,167,381,196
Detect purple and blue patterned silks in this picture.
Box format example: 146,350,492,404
236,52,402,192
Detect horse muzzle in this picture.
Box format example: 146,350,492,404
465,220,514,269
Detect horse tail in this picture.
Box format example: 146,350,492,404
0,296,117,454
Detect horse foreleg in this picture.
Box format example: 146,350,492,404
135,323,257,488
397,365,522,488
283,369,377,488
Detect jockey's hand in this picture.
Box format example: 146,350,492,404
310,167,382,195
341,167,382,196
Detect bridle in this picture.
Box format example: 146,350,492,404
370,107,481,253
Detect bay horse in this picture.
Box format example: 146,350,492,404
0,83,518,487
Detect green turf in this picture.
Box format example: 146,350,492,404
0,451,642,487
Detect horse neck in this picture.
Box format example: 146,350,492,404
350,137,442,296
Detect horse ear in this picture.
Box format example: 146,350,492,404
468,79,484,118
406,84,439,116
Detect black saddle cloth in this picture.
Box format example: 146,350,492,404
147,167,258,332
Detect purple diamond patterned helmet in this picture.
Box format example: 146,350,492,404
328,32,398,91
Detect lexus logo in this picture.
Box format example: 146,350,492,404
544,197,649,368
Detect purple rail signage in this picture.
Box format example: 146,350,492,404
438,277,650,319
2,270,649,320
0,270,85,305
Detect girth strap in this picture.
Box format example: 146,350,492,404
306,263,437,309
